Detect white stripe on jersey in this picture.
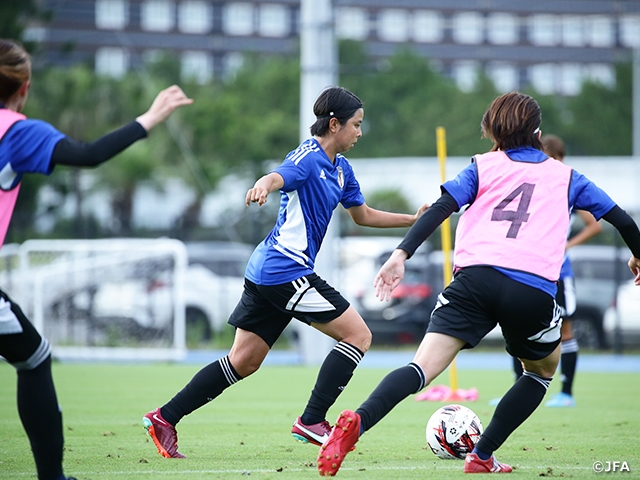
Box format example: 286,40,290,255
274,191,310,265
289,140,320,165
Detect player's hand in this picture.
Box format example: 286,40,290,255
374,249,409,301
246,186,269,207
136,85,193,131
629,256,640,285
413,202,429,224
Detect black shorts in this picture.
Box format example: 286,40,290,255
555,276,576,318
228,273,350,347
428,266,562,361
0,289,47,367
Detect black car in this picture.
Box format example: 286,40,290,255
354,249,438,344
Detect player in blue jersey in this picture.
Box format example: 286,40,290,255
143,86,428,459
318,92,640,476
0,38,192,480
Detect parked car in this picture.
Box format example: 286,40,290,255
603,279,640,349
91,241,254,345
343,237,436,344
568,245,633,349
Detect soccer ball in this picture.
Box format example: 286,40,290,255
426,404,483,460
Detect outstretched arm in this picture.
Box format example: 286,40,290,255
346,202,428,228
51,85,192,167
245,172,285,207
601,205,640,285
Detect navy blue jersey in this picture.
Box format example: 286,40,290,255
245,138,365,285
442,146,615,296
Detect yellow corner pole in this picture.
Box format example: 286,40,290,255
436,127,457,392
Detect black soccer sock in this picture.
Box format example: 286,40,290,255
17,355,65,480
161,356,242,426
356,363,426,432
512,356,523,380
476,372,551,455
300,342,364,425
560,339,578,396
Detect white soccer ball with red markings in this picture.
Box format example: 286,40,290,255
426,404,483,460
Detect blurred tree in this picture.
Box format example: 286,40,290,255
0,0,42,43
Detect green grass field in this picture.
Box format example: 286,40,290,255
0,361,636,479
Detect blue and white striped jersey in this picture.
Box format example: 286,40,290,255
245,138,365,285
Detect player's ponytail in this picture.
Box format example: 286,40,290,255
0,39,31,104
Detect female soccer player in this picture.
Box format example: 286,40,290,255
0,38,192,480
143,86,428,459
318,91,640,475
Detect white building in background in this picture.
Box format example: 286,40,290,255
26,0,640,95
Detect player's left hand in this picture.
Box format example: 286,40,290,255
629,256,640,285
374,249,409,301
413,203,429,224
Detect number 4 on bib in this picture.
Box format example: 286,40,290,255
491,183,535,238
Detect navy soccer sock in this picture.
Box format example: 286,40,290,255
17,355,65,480
475,372,551,456
161,356,242,425
300,342,364,425
356,363,426,432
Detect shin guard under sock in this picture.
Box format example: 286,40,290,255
301,342,363,425
17,355,64,480
356,363,426,432
161,356,241,425
476,372,551,455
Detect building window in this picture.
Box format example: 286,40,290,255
586,63,615,89
95,47,128,78
181,51,212,84
560,63,583,95
561,15,584,47
529,14,559,46
141,0,175,32
224,52,245,80
412,10,443,43
620,15,640,48
336,7,368,40
487,12,518,45
529,63,557,95
453,60,479,92
378,9,409,43
453,12,483,45
223,2,254,36
587,15,614,47
487,62,519,92
259,4,288,37
96,0,128,30
178,1,212,34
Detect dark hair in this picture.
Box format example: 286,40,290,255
310,86,363,136
481,92,542,151
541,134,565,161
0,39,30,103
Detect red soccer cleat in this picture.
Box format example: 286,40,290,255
317,410,361,476
464,452,512,473
292,417,332,446
142,408,186,458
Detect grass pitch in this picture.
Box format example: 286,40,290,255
0,360,636,479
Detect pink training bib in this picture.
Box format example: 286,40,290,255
454,150,572,281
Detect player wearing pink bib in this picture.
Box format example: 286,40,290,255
318,92,640,476
0,38,192,480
